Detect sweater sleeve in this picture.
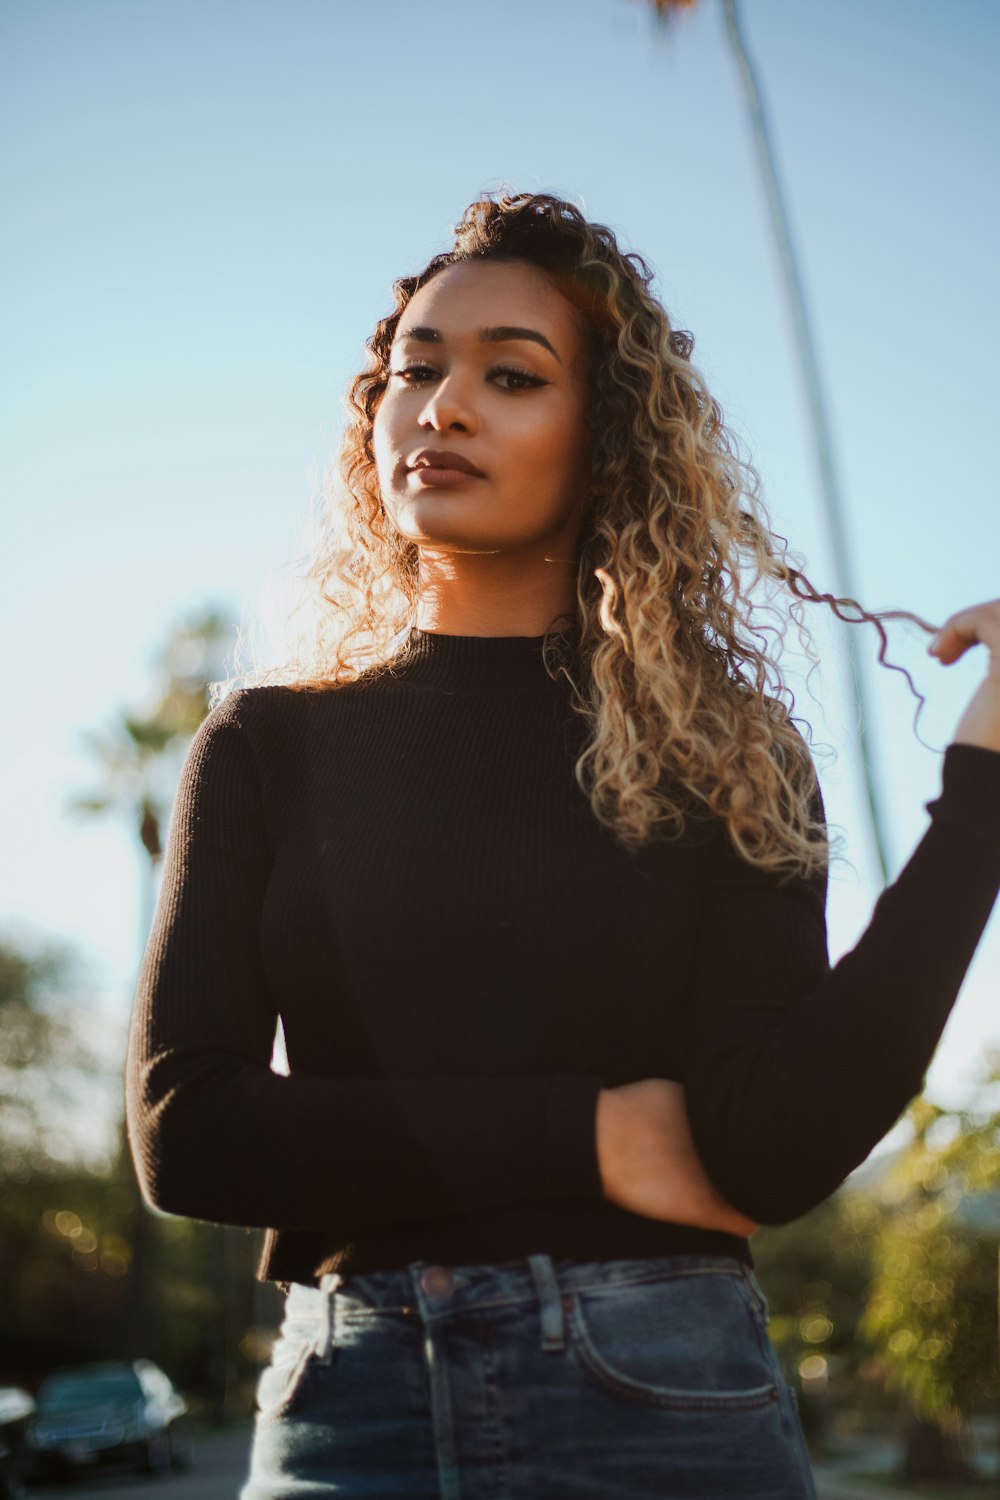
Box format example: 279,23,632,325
125,694,603,1233
681,742,1000,1226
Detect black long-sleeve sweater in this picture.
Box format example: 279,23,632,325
125,627,1000,1287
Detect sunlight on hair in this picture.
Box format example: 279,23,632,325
212,188,935,880
595,568,632,655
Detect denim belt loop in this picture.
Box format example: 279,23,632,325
528,1253,566,1352
315,1271,342,1365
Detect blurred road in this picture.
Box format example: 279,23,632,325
24,1424,253,1499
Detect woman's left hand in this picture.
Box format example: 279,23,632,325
929,598,1000,753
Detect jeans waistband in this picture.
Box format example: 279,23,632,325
284,1252,755,1331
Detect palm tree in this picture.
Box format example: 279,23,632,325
69,607,236,944
640,0,891,881
66,604,237,1360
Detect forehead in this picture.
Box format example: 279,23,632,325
395,260,581,351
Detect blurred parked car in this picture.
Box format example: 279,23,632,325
0,1387,35,1500
23,1360,188,1481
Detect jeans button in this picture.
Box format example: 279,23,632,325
420,1265,454,1298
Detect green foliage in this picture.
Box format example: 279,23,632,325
0,603,260,1405
749,1065,1000,1443
857,1060,1000,1425
752,1188,882,1430
0,934,117,1179
0,1170,124,1377
0,1160,278,1409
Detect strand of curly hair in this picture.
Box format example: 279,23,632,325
217,188,939,882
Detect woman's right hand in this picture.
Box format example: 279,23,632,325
597,1078,759,1237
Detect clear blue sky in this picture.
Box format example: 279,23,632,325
3,0,998,1161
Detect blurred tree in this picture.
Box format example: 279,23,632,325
0,1168,133,1381
0,1163,267,1414
67,604,235,952
637,0,891,881
0,934,114,1179
65,603,239,1371
751,1189,881,1449
857,1060,1000,1479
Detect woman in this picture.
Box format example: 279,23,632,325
126,191,1000,1498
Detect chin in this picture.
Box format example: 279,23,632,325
389,505,517,552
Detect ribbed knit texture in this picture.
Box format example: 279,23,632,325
125,628,1000,1287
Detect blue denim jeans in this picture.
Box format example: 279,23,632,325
239,1252,817,1499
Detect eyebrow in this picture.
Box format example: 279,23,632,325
394,324,562,364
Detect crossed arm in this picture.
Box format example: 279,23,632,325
127,598,1000,1237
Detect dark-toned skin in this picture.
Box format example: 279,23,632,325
371,256,1000,1236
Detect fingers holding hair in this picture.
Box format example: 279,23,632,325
929,599,1000,668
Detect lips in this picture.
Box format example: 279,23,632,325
407,449,485,477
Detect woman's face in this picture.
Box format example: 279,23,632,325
372,259,592,559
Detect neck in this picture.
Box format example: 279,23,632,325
413,548,579,638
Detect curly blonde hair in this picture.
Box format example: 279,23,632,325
220,189,933,880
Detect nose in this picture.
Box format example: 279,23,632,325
418,374,478,434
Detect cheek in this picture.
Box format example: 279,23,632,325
531,416,590,501
370,405,396,480
511,409,581,471
371,396,388,446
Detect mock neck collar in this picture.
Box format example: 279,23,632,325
393,624,582,696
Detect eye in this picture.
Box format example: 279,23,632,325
390,363,546,392
489,363,548,391
391,364,437,385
